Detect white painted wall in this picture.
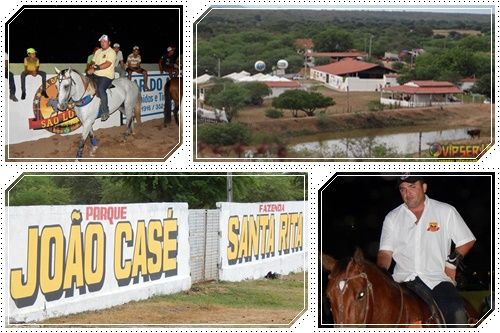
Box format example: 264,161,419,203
7,202,190,323
8,72,169,144
217,201,306,282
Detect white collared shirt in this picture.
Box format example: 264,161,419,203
379,195,476,289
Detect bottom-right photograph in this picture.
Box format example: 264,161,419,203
319,173,493,328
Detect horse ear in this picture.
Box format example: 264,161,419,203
353,247,365,263
322,254,337,273
55,67,60,74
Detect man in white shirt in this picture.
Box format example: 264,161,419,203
113,43,126,78
377,175,476,326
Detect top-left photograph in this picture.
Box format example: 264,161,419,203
6,6,182,161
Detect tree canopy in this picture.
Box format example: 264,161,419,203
8,174,306,208
272,90,335,117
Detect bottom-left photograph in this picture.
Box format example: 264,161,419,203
6,173,307,327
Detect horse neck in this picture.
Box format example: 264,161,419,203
364,263,406,324
70,72,87,100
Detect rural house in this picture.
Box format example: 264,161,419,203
381,80,463,107
310,58,397,91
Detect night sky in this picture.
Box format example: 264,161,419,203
7,6,182,64
320,173,493,275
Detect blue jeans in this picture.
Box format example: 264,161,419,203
21,70,47,93
95,76,112,115
9,71,16,96
405,276,467,327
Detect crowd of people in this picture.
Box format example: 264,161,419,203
7,34,180,116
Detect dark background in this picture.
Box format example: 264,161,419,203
320,173,493,283
7,6,182,63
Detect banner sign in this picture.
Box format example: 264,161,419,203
217,201,306,281
8,203,190,322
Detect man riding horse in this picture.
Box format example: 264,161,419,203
159,46,180,126
377,175,476,327
87,34,116,121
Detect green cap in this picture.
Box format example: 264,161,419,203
27,48,36,54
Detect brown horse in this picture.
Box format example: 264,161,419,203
322,249,478,327
163,59,182,126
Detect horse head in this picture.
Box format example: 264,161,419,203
323,249,373,326
55,67,76,110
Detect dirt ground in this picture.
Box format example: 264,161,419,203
29,273,305,327
7,119,181,161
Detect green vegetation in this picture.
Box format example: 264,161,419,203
154,273,305,310
198,122,252,145
265,107,284,118
272,90,335,117
197,9,491,99
8,174,306,208
367,100,385,111
205,79,272,120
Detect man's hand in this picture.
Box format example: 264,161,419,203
445,266,457,285
87,67,95,75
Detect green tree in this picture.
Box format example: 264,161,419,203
241,82,272,106
9,176,72,206
313,28,354,51
205,84,248,121
471,73,492,100
272,90,335,117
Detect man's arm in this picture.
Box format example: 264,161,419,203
445,240,475,283
456,240,475,257
377,250,393,270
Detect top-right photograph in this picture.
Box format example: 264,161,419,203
194,7,493,161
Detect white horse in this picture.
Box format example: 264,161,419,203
55,68,141,159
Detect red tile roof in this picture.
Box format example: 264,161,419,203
307,51,367,58
383,81,462,94
295,38,314,50
264,81,301,88
313,58,387,75
461,76,477,83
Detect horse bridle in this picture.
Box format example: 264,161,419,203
57,71,93,107
332,272,374,325
332,272,405,326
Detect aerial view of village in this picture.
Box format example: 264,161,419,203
194,8,492,160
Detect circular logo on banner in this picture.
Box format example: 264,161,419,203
31,76,81,134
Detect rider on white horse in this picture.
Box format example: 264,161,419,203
87,34,116,121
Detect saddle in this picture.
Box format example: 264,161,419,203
403,285,446,326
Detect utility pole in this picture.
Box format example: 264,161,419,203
226,172,233,202
369,35,374,59
217,58,221,78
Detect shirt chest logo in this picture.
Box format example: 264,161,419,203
426,221,440,232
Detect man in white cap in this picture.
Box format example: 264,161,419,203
87,34,116,121
126,45,150,91
113,43,126,78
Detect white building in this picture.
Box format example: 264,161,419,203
381,80,463,107
310,58,397,92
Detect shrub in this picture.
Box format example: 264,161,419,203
197,123,252,146
315,111,329,130
367,100,385,112
265,108,284,119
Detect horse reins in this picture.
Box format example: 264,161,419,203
334,272,405,326
58,71,95,107
334,272,374,325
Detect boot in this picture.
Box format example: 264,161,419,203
10,94,18,102
21,91,26,100
101,112,109,121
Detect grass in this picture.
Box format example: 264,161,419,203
149,273,305,310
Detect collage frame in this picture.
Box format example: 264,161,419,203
0,0,498,331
